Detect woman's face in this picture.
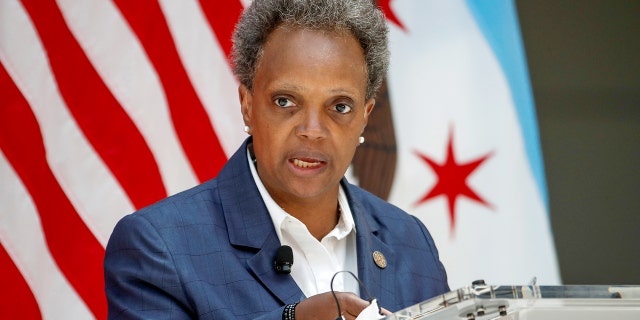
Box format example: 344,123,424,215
240,26,374,207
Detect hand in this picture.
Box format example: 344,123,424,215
294,291,376,320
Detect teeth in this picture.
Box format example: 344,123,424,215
294,158,320,168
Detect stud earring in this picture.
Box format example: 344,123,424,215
359,136,365,144
244,125,250,134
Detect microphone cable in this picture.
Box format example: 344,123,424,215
329,270,378,320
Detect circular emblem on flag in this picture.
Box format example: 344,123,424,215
372,251,387,269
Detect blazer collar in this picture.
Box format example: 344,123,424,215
217,138,303,304
344,182,398,308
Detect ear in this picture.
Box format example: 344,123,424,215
362,98,375,131
239,84,253,127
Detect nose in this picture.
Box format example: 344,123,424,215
296,107,328,141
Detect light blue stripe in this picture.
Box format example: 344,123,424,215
465,0,549,209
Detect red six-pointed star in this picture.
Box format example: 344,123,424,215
378,0,407,31
414,131,493,233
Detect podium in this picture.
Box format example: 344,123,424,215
385,282,640,319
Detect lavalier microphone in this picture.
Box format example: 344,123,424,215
274,245,293,274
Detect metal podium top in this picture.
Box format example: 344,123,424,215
385,281,640,320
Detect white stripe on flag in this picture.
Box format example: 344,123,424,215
57,0,199,195
0,151,93,319
0,0,134,246
159,0,246,156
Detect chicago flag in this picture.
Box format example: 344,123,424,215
0,0,560,318
380,0,561,288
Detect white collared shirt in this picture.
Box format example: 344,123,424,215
247,149,359,297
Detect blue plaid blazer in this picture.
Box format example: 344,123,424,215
104,138,449,319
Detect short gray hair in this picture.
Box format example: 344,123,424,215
232,0,389,100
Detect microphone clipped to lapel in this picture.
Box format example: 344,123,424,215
274,245,293,274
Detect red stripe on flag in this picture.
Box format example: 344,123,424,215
20,0,166,209
198,0,244,61
0,64,106,319
114,0,228,182
0,244,42,320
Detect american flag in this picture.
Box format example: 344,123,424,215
0,1,409,318
0,0,249,318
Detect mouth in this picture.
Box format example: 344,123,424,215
292,158,323,168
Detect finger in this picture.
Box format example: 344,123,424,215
380,307,392,315
338,292,370,311
337,292,375,319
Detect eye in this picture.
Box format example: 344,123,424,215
334,103,353,114
274,97,295,108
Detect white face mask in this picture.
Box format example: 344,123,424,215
355,299,385,320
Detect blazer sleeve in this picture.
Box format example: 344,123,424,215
412,215,449,289
105,213,289,320
104,213,193,319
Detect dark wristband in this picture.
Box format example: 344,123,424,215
282,302,299,320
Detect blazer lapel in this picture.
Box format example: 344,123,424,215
217,138,304,304
346,181,398,308
246,233,306,304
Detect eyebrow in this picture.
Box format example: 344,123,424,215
269,81,360,99
273,82,305,92
327,88,358,96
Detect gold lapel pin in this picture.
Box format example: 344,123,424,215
372,250,387,269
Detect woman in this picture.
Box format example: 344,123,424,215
104,1,448,319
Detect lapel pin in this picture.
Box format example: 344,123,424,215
372,251,387,269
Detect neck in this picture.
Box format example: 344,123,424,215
282,197,341,241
